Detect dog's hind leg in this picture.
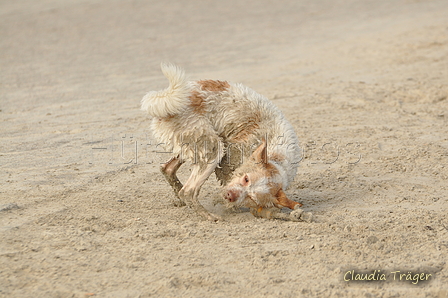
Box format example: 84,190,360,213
160,156,185,207
179,160,221,221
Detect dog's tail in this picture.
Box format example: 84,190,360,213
141,63,190,118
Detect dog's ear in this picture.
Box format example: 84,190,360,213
250,139,267,164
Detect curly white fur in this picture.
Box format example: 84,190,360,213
141,63,302,220
141,63,191,118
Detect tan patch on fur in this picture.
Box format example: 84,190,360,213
270,152,285,163
230,112,262,142
274,188,302,209
263,162,280,178
198,80,230,92
158,114,175,122
189,90,206,114
268,182,282,197
158,115,176,124
232,123,259,142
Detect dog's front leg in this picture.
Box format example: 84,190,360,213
179,161,221,221
250,206,312,222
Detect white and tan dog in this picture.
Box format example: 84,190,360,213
141,63,303,221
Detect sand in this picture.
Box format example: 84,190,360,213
1,0,447,297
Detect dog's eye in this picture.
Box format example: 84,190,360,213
241,174,250,186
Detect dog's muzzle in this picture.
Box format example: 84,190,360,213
225,189,241,202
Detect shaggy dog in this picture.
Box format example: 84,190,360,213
141,63,304,221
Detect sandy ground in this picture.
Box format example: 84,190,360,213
1,0,448,297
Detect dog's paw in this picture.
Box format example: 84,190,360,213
289,208,303,222
172,198,186,207
290,207,313,222
300,211,313,223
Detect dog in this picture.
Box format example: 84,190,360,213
141,63,303,221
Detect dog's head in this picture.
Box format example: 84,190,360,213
223,140,287,209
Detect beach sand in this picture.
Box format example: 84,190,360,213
1,0,447,296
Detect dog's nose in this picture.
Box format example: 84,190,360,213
225,189,239,202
